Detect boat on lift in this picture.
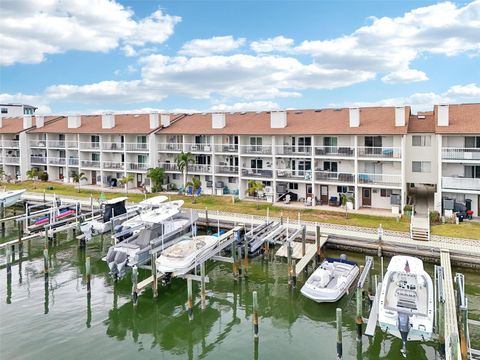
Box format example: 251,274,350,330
0,189,25,207
300,256,359,303
378,255,434,356
156,235,220,275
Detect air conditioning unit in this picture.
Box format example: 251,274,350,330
215,181,224,188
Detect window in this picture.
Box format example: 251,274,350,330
380,189,393,197
289,183,298,190
337,186,348,193
364,136,382,147
228,177,236,184
412,135,431,146
465,136,480,148
412,161,431,173
195,135,208,144
1,108,7,114
250,159,263,169
138,155,147,164
464,165,480,178
323,137,337,153
172,174,178,180
297,137,311,152
249,137,263,152
92,153,100,161
323,161,338,172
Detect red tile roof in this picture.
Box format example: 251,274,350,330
434,103,480,134
0,116,61,134
408,111,435,133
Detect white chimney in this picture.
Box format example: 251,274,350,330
36,115,45,128
437,105,449,126
349,108,360,127
23,115,32,129
212,112,226,129
0,116,3,128
161,113,171,127
395,107,406,127
270,110,287,128
68,114,81,128
102,112,115,129
149,111,159,129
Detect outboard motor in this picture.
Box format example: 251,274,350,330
398,312,410,357
340,254,348,261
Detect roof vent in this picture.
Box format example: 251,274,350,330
437,105,449,126
161,113,171,127
68,114,81,128
270,110,287,128
149,111,159,129
417,115,426,119
0,116,3,128
349,108,360,128
395,106,406,127
241,112,247,115
212,112,226,129
102,112,115,129
23,115,33,129
314,109,322,112
295,111,303,114
36,115,45,128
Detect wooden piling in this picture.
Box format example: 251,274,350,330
356,288,363,341
438,298,445,354
200,262,206,310
252,291,259,338
17,220,23,256
315,224,321,263
450,333,459,360
380,256,384,282
43,247,49,277
244,238,249,277
152,253,158,298
291,259,297,288
187,277,194,321
6,247,12,276
86,256,91,295
132,265,138,306
205,207,209,233
232,242,238,279
336,308,343,359
237,246,242,277
287,242,293,286
1,202,5,235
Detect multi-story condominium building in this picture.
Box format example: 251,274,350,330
0,103,37,117
0,104,479,216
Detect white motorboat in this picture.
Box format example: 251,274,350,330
156,235,219,275
301,256,359,303
378,255,434,356
0,189,25,207
138,195,168,207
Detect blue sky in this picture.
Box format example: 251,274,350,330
0,0,479,114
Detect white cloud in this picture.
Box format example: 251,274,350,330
250,36,294,53
179,36,246,56
0,0,180,65
0,92,51,114
122,45,137,57
446,83,480,98
210,101,280,112
381,69,429,83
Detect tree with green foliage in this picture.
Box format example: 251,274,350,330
0,167,4,186
176,151,195,190
119,174,134,195
246,180,265,210
186,176,202,203
72,171,87,193
340,193,354,219
146,167,165,192
26,168,39,188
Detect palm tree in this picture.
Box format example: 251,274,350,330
176,151,195,191
246,180,265,210
146,167,165,192
119,174,134,195
72,172,87,193
185,176,202,203
0,167,4,186
26,168,39,188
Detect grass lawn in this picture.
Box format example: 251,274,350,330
4,181,480,240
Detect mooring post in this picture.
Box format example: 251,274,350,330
237,246,242,277
18,219,23,257
43,247,49,278
200,262,206,310
187,277,194,321
280,211,283,225
1,202,5,236
44,225,49,250
86,256,91,295
244,237,249,277
287,242,293,286
252,291,259,338
374,275,378,296
438,298,445,354
205,207,209,233
152,253,158,298
291,259,297,288
315,223,321,263
132,265,138,306
380,256,384,282
336,308,343,359
232,242,238,280
356,288,363,341
6,246,12,277
301,226,306,257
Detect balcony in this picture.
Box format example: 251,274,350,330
275,145,312,156
67,141,78,149
315,146,355,157
47,140,65,148
102,142,124,151
358,173,402,187
3,156,20,164
68,158,79,166
2,140,19,148
442,176,480,191
80,160,100,168
241,145,273,155
103,161,124,170
48,157,66,165
30,140,47,148
125,143,149,152
277,169,312,181
241,168,273,178
315,171,354,183
127,162,148,171
215,165,239,174
188,164,212,173
215,144,239,153
79,142,100,150
158,143,183,152
357,146,401,159
186,143,212,152
30,156,47,165
442,148,480,161
159,162,180,172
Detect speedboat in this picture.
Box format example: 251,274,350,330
378,256,434,356
300,256,359,303
0,189,25,207
156,235,219,275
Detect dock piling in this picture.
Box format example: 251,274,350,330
252,291,259,338
205,208,209,233
237,246,242,277
315,224,321,263
291,259,297,288
187,277,194,321
200,262,206,310
132,265,138,306
302,226,306,257
336,308,343,359
43,247,49,278
287,242,293,286
1,202,5,235
6,246,12,276
152,254,158,298
86,256,91,295
356,288,363,341
380,256,384,282
17,220,23,256
244,238,249,277
232,242,238,279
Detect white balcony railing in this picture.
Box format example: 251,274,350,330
103,161,124,170
158,143,183,152
214,144,239,153
186,143,212,152
127,162,148,171
48,157,66,165
3,156,20,164
47,140,65,148
79,142,100,150
126,143,149,152
277,169,313,180
215,165,239,174
315,146,355,157
442,176,480,191
240,145,273,155
357,146,401,159
442,147,480,160
102,142,124,151
241,168,274,178
68,158,79,166
188,164,212,173
315,171,355,183
274,145,312,156
30,140,47,147
30,156,47,164
159,162,180,172
358,173,402,186
67,141,78,149
2,140,19,148
80,160,100,168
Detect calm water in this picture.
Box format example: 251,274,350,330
1,218,479,359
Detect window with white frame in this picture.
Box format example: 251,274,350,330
412,161,431,173
412,135,431,146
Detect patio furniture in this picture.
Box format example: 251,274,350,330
329,196,340,206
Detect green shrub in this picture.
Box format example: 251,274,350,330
39,171,49,182
429,210,440,224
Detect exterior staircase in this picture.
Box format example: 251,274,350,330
410,207,431,241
